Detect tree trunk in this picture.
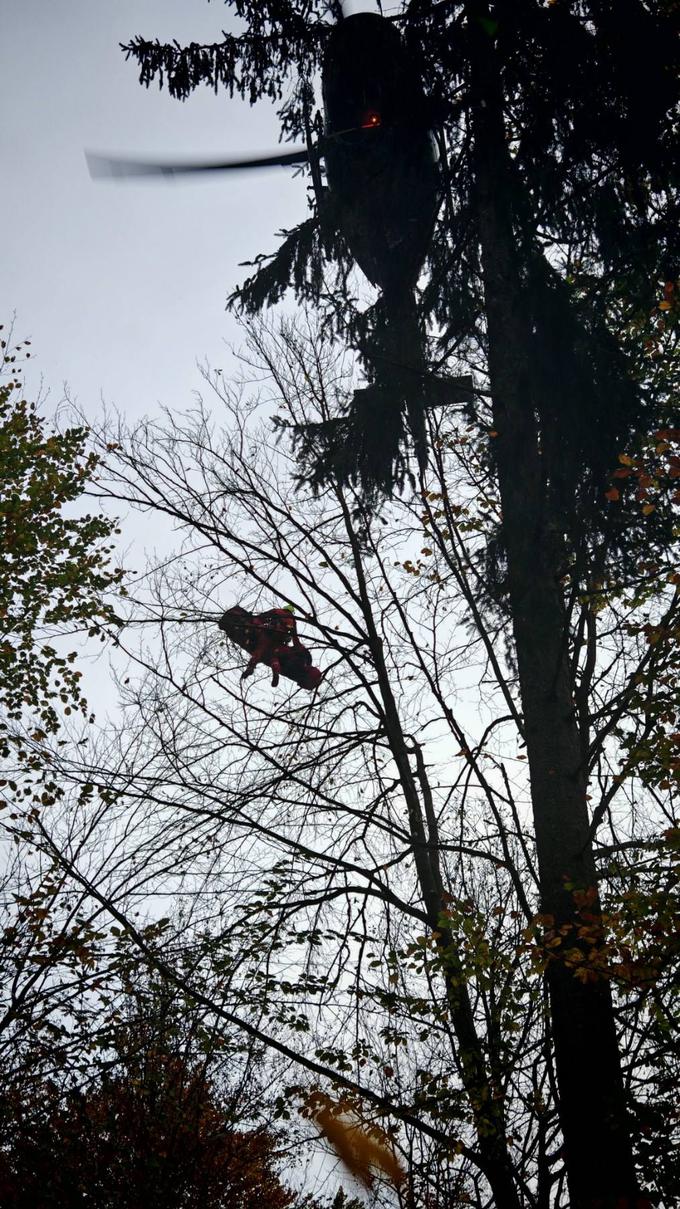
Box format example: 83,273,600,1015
342,495,522,1209
466,5,641,1204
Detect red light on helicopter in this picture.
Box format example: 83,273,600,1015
360,110,382,128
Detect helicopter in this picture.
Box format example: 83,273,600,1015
89,12,473,497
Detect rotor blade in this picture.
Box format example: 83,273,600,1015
86,147,310,180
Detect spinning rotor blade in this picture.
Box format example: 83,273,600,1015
86,147,309,180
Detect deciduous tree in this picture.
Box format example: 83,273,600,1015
0,333,128,1090
33,321,678,1206
0,972,313,1209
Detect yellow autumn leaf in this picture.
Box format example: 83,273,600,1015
312,1101,405,1189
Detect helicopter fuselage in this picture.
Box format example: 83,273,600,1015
321,13,440,302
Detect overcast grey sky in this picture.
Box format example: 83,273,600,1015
1,1,381,718
1,0,328,420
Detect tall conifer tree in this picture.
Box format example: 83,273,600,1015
123,4,678,1205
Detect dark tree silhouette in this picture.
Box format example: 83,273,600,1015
0,978,308,1209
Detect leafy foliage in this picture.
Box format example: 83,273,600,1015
0,1011,301,1209
0,337,125,739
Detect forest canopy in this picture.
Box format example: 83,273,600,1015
1,2,678,1207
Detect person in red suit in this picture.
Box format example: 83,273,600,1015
218,605,322,690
